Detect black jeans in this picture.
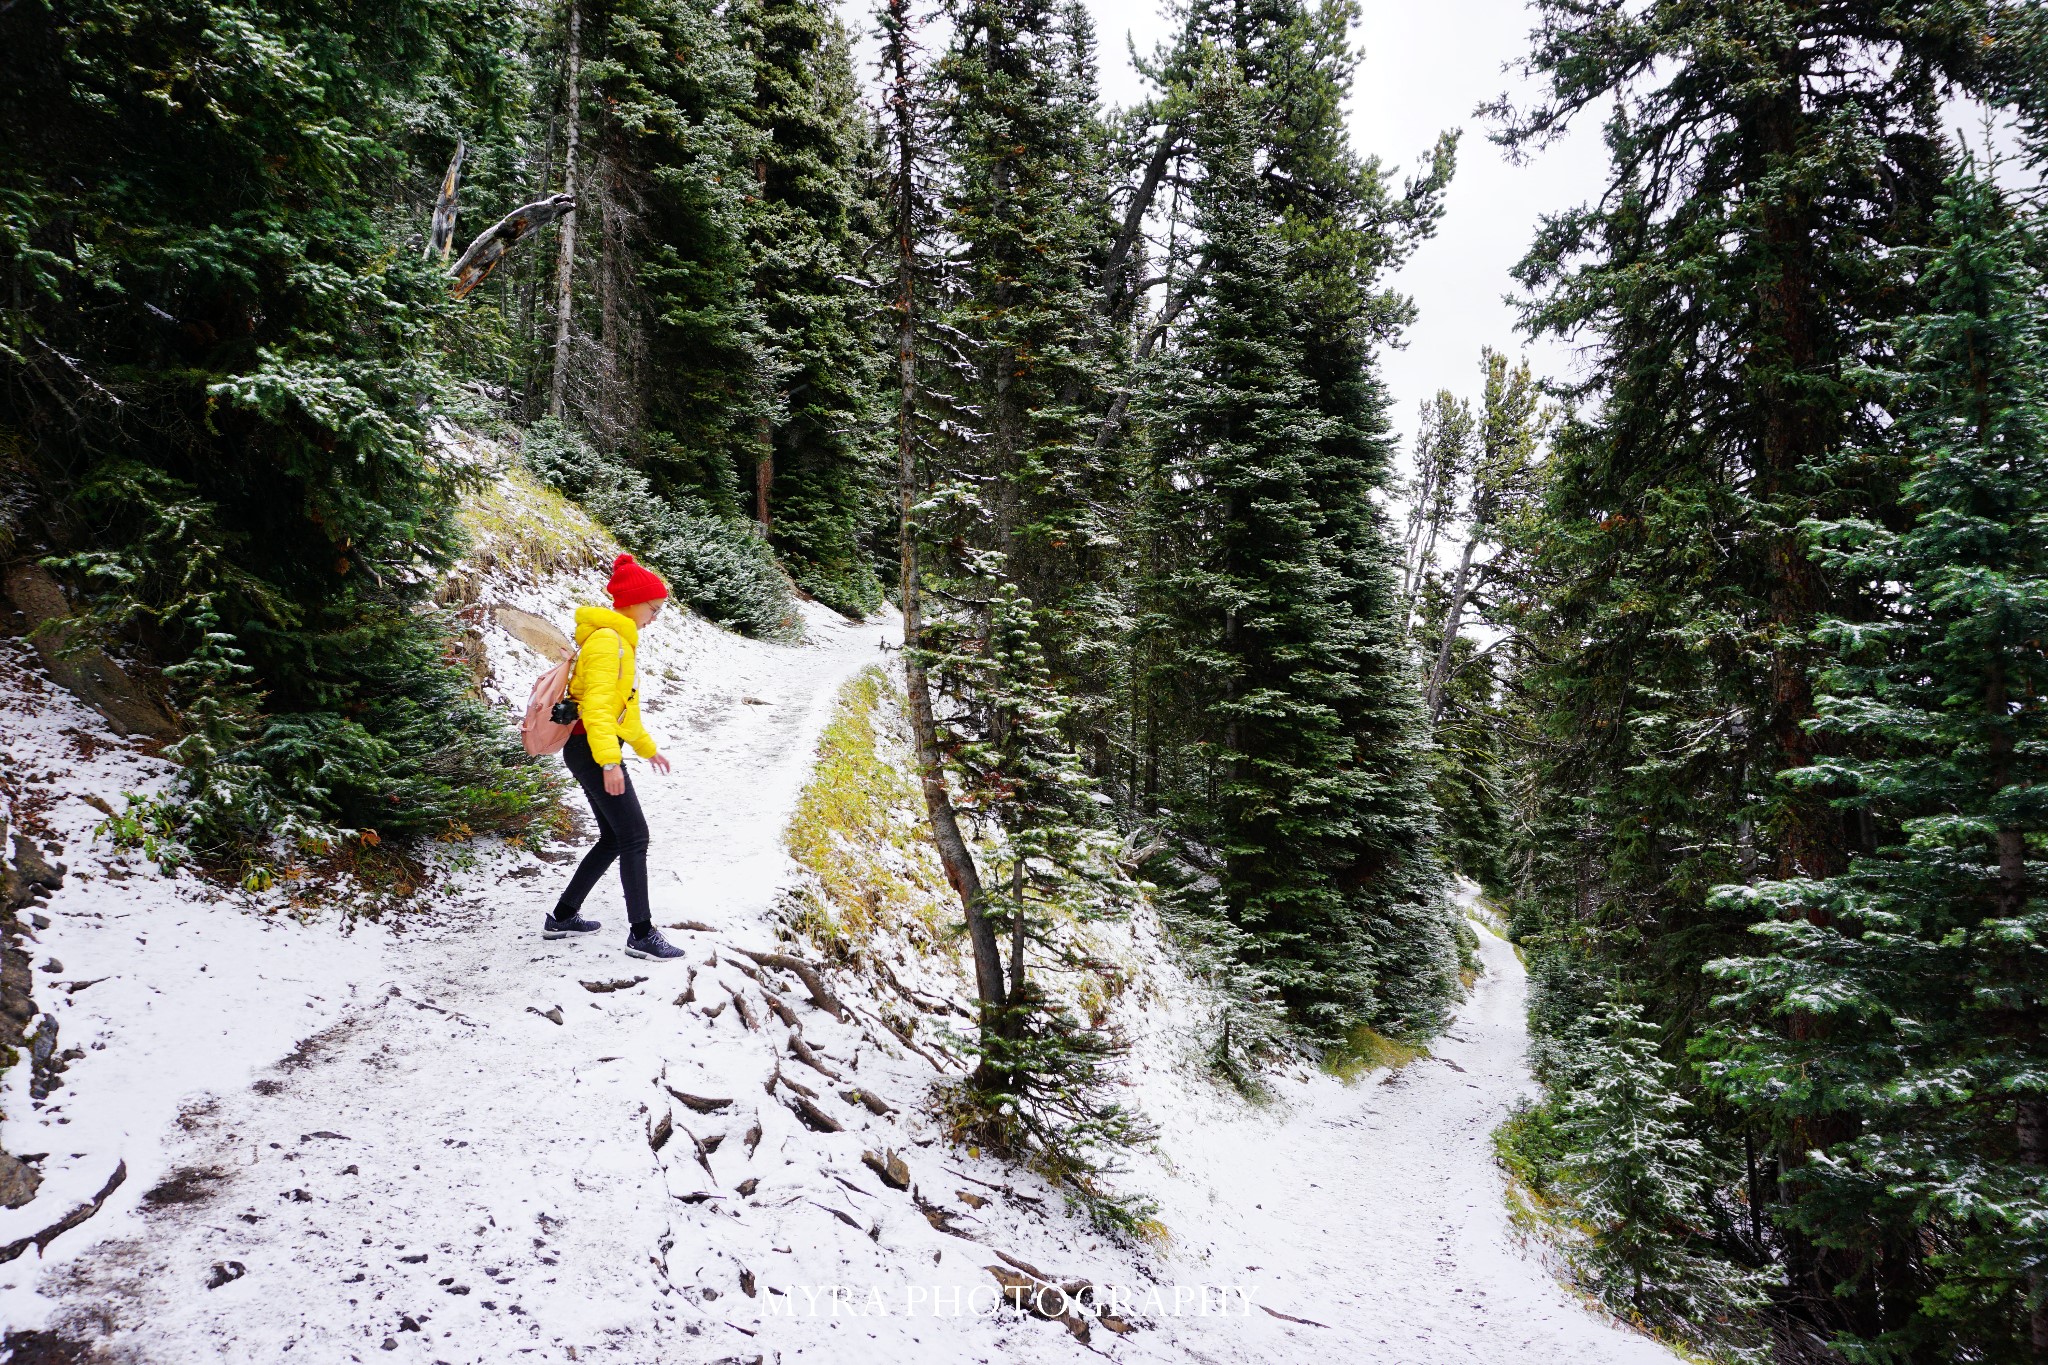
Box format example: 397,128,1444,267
554,732,652,931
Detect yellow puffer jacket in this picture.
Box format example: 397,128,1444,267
569,605,659,766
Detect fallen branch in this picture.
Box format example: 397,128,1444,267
788,1032,843,1082
0,1160,126,1263
879,960,971,1018
449,194,575,300
856,1004,956,1073
728,988,761,1032
681,1124,716,1178
840,1086,894,1118
771,1065,818,1102
811,1200,861,1230
789,1095,843,1133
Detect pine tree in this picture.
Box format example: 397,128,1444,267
1704,167,2048,1363
1,0,554,850
580,0,766,506
1559,1001,1763,1340
1400,390,1474,630
1494,2,2012,1337
931,0,1118,690
1120,2,1456,1043
1136,65,1450,1038
732,0,890,615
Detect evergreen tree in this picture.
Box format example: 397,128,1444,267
1139,66,1452,1039
533,0,804,637
1494,2,2014,1339
0,0,553,850
732,0,890,616
1400,390,1474,630
580,0,765,507
1560,1001,1763,1341
931,0,1118,691
1119,1,1456,1043
1705,167,2048,1363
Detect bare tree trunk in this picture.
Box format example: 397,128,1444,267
886,4,1005,1017
1425,533,1479,726
546,0,583,423
754,156,774,534
425,136,465,262
1007,860,1026,999
1103,114,1183,324
1404,507,1446,634
756,417,774,533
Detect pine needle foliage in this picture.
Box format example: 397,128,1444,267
1703,166,2048,1364
1134,59,1456,1043
1,0,557,856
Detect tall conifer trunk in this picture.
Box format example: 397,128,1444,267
546,0,582,422
1425,535,1477,727
884,0,1005,1019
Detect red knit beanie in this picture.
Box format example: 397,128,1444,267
607,554,669,611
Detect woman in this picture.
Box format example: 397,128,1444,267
542,553,687,961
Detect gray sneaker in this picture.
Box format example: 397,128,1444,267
623,927,686,961
543,912,602,939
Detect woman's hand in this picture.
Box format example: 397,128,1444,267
649,753,673,777
603,763,625,797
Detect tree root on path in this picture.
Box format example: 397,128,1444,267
730,949,847,1021
0,1159,126,1263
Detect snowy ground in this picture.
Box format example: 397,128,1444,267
0,487,1677,1363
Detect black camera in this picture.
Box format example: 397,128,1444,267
550,698,580,724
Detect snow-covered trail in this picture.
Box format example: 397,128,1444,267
1,579,1674,1365
2,603,897,1360
1133,908,1679,1365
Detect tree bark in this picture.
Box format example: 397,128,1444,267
754,156,773,533
1425,532,1479,727
886,3,1005,1017
447,195,575,301
1103,114,1183,325
755,418,774,533
426,136,465,262
546,0,583,423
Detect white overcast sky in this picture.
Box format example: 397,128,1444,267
1084,0,1611,465
837,0,1615,472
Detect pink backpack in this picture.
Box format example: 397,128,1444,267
521,652,578,756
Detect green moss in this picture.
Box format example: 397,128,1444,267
784,667,954,958
454,462,617,587
1322,1023,1430,1083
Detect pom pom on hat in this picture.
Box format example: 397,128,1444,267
607,553,669,610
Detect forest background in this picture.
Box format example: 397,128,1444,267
6,2,2048,1363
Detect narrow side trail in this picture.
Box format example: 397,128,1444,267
1128,905,1679,1365
2,603,897,1360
